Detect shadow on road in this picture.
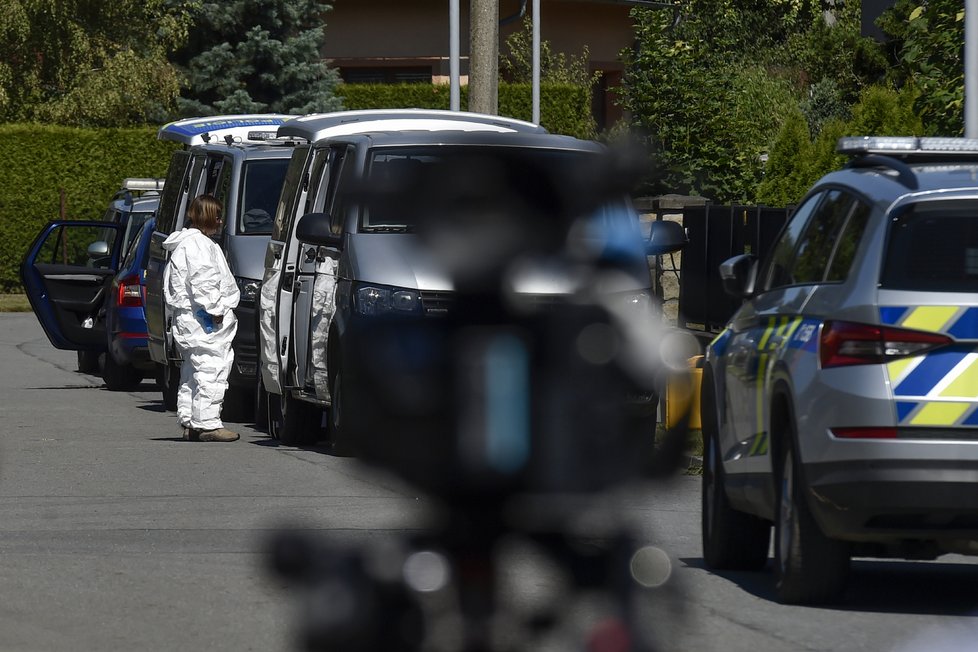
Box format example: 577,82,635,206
684,556,978,615
25,385,102,390
249,437,336,455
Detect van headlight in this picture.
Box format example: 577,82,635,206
354,283,422,316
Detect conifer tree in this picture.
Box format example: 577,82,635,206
174,0,342,116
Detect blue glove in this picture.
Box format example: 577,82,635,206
195,308,215,334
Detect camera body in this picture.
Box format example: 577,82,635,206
269,139,693,652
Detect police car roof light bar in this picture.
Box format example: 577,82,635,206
838,136,978,157
122,178,165,192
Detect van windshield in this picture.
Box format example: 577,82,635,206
880,200,978,292
360,146,625,233
238,159,289,234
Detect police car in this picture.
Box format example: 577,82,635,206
701,137,978,604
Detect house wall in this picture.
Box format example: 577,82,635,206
323,0,638,126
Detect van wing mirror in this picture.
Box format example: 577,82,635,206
295,212,342,248
719,254,758,299
646,220,687,256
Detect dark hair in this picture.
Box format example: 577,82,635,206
187,195,223,233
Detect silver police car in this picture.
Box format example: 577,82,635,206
701,137,978,604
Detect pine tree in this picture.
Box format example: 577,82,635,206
174,0,342,116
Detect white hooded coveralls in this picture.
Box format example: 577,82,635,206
162,228,240,431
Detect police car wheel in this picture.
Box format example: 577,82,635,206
701,374,770,570
774,435,850,604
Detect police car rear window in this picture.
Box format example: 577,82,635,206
881,200,978,292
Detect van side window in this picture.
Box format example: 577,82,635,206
305,149,332,215
273,147,310,242
203,156,225,196
157,151,192,234
328,148,352,236
212,158,233,231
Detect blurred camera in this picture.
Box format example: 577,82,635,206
268,135,693,652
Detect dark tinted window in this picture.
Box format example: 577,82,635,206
273,147,310,242
762,193,822,291
35,225,120,269
239,159,288,234
157,151,192,234
824,198,872,282
360,146,599,231
881,200,978,292
203,156,225,196
121,211,156,258
790,190,856,284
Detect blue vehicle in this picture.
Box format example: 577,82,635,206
102,217,158,390
74,179,163,374
21,185,161,391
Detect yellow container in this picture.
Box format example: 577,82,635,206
665,355,703,429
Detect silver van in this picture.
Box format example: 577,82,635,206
257,111,685,448
145,114,302,418
257,110,550,444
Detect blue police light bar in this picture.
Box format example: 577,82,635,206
158,114,294,146
838,136,978,156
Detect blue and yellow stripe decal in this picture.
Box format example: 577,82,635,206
881,306,978,339
748,316,812,456
882,306,978,426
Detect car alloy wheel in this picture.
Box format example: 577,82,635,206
774,435,850,604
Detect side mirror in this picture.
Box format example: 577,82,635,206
719,254,758,299
295,212,342,248
87,241,110,258
646,220,687,256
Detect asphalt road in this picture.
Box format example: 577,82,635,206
2,313,978,652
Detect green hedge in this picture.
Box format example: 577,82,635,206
1,85,593,291
0,125,179,292
337,82,596,139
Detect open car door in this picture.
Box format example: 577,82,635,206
20,221,124,351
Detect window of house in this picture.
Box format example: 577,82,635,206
340,66,433,84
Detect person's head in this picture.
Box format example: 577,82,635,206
187,194,223,235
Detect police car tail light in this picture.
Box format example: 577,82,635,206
117,274,143,308
819,321,952,369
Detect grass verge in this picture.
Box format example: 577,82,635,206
0,294,32,312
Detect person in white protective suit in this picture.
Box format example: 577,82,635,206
163,194,241,442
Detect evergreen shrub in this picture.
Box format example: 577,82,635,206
0,125,179,292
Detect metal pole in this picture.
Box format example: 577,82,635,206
968,0,978,137
450,0,461,111
532,0,540,124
